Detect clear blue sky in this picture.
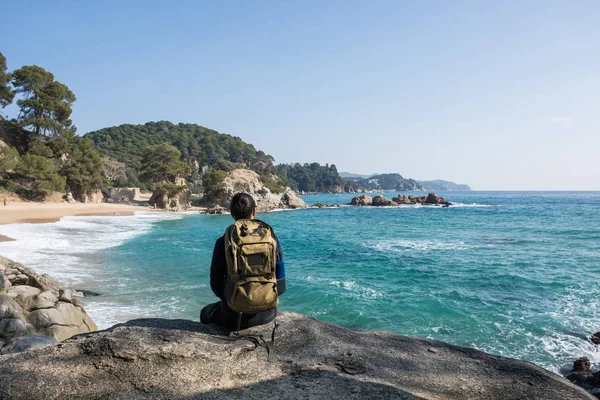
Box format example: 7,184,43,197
3,1,599,190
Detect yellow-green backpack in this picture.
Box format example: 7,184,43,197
224,219,279,313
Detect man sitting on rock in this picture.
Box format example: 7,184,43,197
200,193,286,330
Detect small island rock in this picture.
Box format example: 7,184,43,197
349,194,372,206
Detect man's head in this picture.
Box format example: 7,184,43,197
230,192,256,220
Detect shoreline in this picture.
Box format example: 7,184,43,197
0,202,148,226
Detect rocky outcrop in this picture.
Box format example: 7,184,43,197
72,188,104,204
350,192,452,207
203,169,307,212
149,185,192,211
281,189,307,209
102,187,141,204
371,195,395,206
0,256,97,345
0,313,592,399
565,356,600,396
349,194,372,206
312,202,340,208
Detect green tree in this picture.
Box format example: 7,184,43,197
61,138,106,199
139,143,188,184
202,169,227,192
0,52,15,109
0,146,19,175
17,153,65,192
11,65,76,137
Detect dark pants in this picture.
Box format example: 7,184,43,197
200,301,277,330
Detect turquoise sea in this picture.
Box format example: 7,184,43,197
0,191,599,374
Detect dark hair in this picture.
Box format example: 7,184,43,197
230,192,256,220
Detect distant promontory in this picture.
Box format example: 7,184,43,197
419,180,472,191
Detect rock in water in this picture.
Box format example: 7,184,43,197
0,313,592,399
424,192,452,206
349,194,372,206
371,195,395,206
281,188,308,209
590,331,600,345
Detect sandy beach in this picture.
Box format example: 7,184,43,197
0,202,145,227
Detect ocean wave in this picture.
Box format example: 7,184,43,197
364,239,483,253
449,203,493,208
0,212,184,285
303,275,386,299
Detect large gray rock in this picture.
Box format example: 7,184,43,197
149,185,192,211
349,194,372,206
0,257,97,343
281,189,308,209
0,313,592,399
371,195,395,206
203,169,305,212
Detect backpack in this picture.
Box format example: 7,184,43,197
224,219,279,313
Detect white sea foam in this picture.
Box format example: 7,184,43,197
0,212,184,285
364,239,480,253
449,203,493,208
304,275,386,299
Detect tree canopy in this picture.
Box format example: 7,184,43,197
11,65,76,137
61,138,106,200
85,121,275,174
275,163,345,193
139,143,188,184
0,52,15,109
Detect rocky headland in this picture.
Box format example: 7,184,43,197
203,169,307,213
349,192,452,207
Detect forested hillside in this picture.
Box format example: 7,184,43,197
275,163,345,193
345,173,423,192
86,121,275,174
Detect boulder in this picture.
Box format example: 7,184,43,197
30,274,62,292
6,285,40,299
392,194,412,205
424,192,452,206
0,313,593,399
206,205,226,215
28,291,59,310
566,356,600,393
203,169,305,212
371,195,395,207
349,194,372,206
281,189,308,209
149,185,192,211
0,257,97,344
591,331,600,345
0,335,56,355
75,188,104,204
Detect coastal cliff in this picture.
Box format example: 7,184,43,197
203,169,307,212
0,313,593,399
